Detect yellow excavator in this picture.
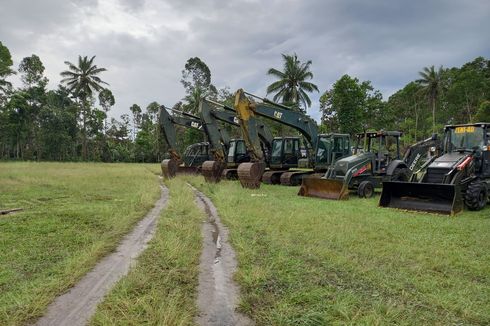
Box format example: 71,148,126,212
232,89,351,188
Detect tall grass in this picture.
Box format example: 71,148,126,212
0,162,160,325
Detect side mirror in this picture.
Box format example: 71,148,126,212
431,133,438,140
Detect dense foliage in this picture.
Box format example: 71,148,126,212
320,57,490,145
0,39,488,162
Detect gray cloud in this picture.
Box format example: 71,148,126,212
1,0,489,121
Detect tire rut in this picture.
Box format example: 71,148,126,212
34,184,169,326
189,184,254,326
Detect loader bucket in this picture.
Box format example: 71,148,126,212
237,162,266,189
201,160,226,183
379,181,463,215
298,176,349,200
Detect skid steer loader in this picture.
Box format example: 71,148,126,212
380,123,490,215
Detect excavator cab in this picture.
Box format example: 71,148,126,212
314,133,351,171
270,137,301,169
182,142,211,167
227,139,250,167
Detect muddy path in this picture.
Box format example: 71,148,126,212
190,185,253,326
34,184,169,326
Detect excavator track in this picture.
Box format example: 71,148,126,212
201,160,226,183
261,170,286,184
279,171,314,186
237,162,266,189
222,168,238,180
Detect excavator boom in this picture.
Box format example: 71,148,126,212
158,106,208,178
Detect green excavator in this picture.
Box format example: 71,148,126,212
231,89,351,188
299,131,440,200
380,123,490,214
159,105,211,178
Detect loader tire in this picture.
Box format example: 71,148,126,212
358,181,374,198
391,167,409,182
464,180,488,211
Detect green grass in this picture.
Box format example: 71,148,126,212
90,177,202,326
189,176,490,325
0,162,161,325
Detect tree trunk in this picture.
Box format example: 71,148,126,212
431,97,436,133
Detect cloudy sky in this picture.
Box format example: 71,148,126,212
1,0,489,121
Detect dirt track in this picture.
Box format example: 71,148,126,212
192,186,253,326
34,185,169,326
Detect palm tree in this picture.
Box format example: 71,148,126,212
184,86,209,114
417,65,443,133
60,55,108,159
266,53,319,111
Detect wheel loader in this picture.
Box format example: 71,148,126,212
380,123,490,215
299,131,440,200
230,89,351,188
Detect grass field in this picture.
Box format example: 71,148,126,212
0,162,160,325
90,177,203,325
188,176,490,325
2,163,489,325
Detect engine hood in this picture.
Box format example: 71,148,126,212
429,152,467,169
334,153,373,174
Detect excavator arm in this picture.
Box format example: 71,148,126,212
158,106,206,178
231,89,319,188
234,89,318,152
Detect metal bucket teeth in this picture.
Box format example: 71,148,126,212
379,181,463,215
237,162,266,189
161,159,178,179
201,161,226,183
298,176,349,200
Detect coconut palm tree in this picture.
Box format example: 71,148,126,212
266,53,319,112
60,55,108,159
417,65,443,133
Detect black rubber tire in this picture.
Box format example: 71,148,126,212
464,180,488,211
357,181,374,198
391,167,409,182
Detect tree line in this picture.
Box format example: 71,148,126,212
1,39,489,162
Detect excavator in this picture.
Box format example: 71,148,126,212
232,89,351,188
159,105,211,178
183,98,273,180
299,130,440,200
380,123,490,214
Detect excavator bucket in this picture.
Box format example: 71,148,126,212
379,181,463,215
201,160,226,183
161,159,178,179
237,162,266,189
298,176,350,200
161,159,200,179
